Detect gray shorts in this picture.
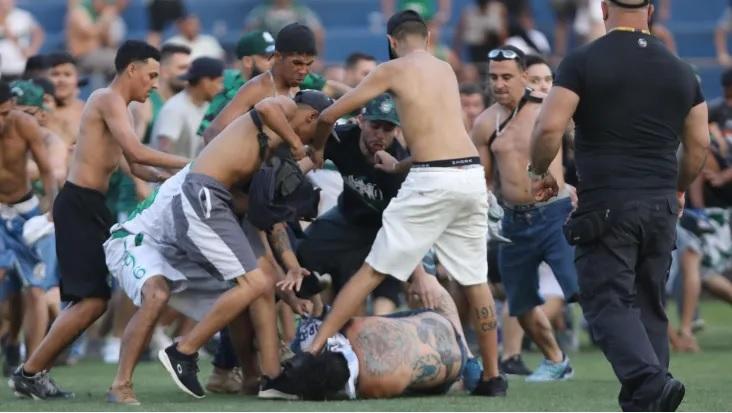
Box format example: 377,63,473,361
166,173,261,281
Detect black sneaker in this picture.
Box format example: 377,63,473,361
8,366,74,400
258,374,298,400
471,374,508,397
500,355,533,376
652,378,685,412
2,343,20,378
158,345,205,398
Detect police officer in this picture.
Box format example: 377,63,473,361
526,0,709,411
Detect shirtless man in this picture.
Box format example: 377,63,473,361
284,276,477,399
0,80,58,375
46,53,85,147
471,46,577,382
9,40,189,400
304,10,505,396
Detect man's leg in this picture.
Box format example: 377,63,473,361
22,287,49,356
109,276,170,404
676,249,701,351
703,274,732,304
247,285,279,379
462,283,500,379
517,308,563,363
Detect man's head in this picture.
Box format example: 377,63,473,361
290,90,334,143
160,44,191,93
11,80,46,125
525,54,553,94
601,0,654,25
0,81,14,131
176,14,200,41
115,40,161,103
47,52,79,103
236,31,275,79
459,83,485,130
181,57,224,101
386,10,429,59
357,94,400,155
273,23,317,87
23,54,50,80
280,351,350,401
343,52,377,87
488,46,527,107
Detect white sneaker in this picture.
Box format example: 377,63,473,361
102,337,121,364
150,327,173,354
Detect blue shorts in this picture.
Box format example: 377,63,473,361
498,197,579,316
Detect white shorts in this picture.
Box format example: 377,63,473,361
538,262,564,300
366,166,488,285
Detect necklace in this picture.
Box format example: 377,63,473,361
609,26,651,35
495,104,519,137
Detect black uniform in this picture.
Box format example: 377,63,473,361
555,29,704,411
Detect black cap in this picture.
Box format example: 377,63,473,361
608,0,651,8
386,10,426,60
180,57,224,81
294,89,333,113
276,23,317,56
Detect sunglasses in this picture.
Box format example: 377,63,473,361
367,120,397,132
488,49,519,61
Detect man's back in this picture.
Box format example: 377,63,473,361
557,31,703,204
0,112,33,201
388,51,477,162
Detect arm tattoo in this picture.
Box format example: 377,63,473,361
475,305,498,332
411,354,441,384
266,225,291,264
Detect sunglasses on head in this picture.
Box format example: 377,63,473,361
488,48,519,61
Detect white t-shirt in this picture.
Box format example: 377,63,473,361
0,8,39,76
151,90,209,158
164,34,225,60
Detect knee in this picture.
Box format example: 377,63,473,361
142,279,171,308
84,297,109,318
25,287,46,301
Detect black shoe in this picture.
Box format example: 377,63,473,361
8,366,74,400
2,343,20,378
158,345,205,398
258,374,298,400
500,355,533,376
471,374,508,397
652,379,685,412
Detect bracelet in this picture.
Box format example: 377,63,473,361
527,163,548,180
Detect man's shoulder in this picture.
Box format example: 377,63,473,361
473,105,499,135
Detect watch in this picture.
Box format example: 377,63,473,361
527,164,548,180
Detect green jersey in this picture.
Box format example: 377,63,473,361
197,69,247,136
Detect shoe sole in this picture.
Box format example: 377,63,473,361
106,397,141,406
9,378,42,401
525,368,575,383
157,349,205,399
258,388,299,400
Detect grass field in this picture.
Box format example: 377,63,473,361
1,301,731,411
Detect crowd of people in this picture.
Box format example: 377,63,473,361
0,0,726,411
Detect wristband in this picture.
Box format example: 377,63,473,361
527,163,548,180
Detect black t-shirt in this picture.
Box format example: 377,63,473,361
326,123,409,226
555,30,704,209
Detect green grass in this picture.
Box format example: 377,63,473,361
2,301,731,411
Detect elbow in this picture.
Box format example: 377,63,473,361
318,110,337,127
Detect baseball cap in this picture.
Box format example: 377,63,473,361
32,77,56,97
276,23,317,56
608,0,650,8
236,31,275,59
180,57,224,81
11,80,46,109
362,94,400,126
386,10,426,59
294,89,333,113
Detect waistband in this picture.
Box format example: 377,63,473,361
411,157,481,169
0,191,39,215
185,172,231,194
64,181,107,200
502,186,570,212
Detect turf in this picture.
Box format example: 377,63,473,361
1,300,731,411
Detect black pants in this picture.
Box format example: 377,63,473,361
574,195,677,411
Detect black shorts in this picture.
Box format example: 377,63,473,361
148,0,186,32
54,182,114,302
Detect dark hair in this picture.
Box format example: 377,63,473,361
282,351,350,400
114,40,161,73
160,44,191,63
459,83,483,96
0,81,12,104
46,52,77,68
344,52,376,69
390,20,428,40
722,68,732,88
23,54,50,79
32,77,56,96
276,23,317,56
489,45,526,71
524,54,549,70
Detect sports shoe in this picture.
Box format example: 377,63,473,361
205,367,242,394
258,374,298,400
2,342,20,378
471,374,508,397
158,345,205,398
500,355,533,376
106,383,141,406
462,357,482,392
102,337,121,364
9,366,74,400
525,355,574,382
652,378,685,412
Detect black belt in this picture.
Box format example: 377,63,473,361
412,157,481,168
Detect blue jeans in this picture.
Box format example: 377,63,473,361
498,198,579,316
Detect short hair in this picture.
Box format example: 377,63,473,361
488,45,526,71
524,54,550,69
344,52,376,70
160,44,191,63
23,54,50,78
0,81,12,104
282,351,349,400
390,20,428,40
459,83,483,96
114,40,161,73
46,52,77,68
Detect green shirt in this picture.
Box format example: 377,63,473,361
398,0,437,21
197,69,247,136
143,90,165,145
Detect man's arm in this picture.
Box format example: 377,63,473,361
254,96,306,159
267,222,311,292
22,115,58,211
99,93,189,170
203,80,267,144
716,16,732,66
470,109,495,187
530,86,579,174
678,102,711,192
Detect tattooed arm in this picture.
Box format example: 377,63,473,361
267,222,310,292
